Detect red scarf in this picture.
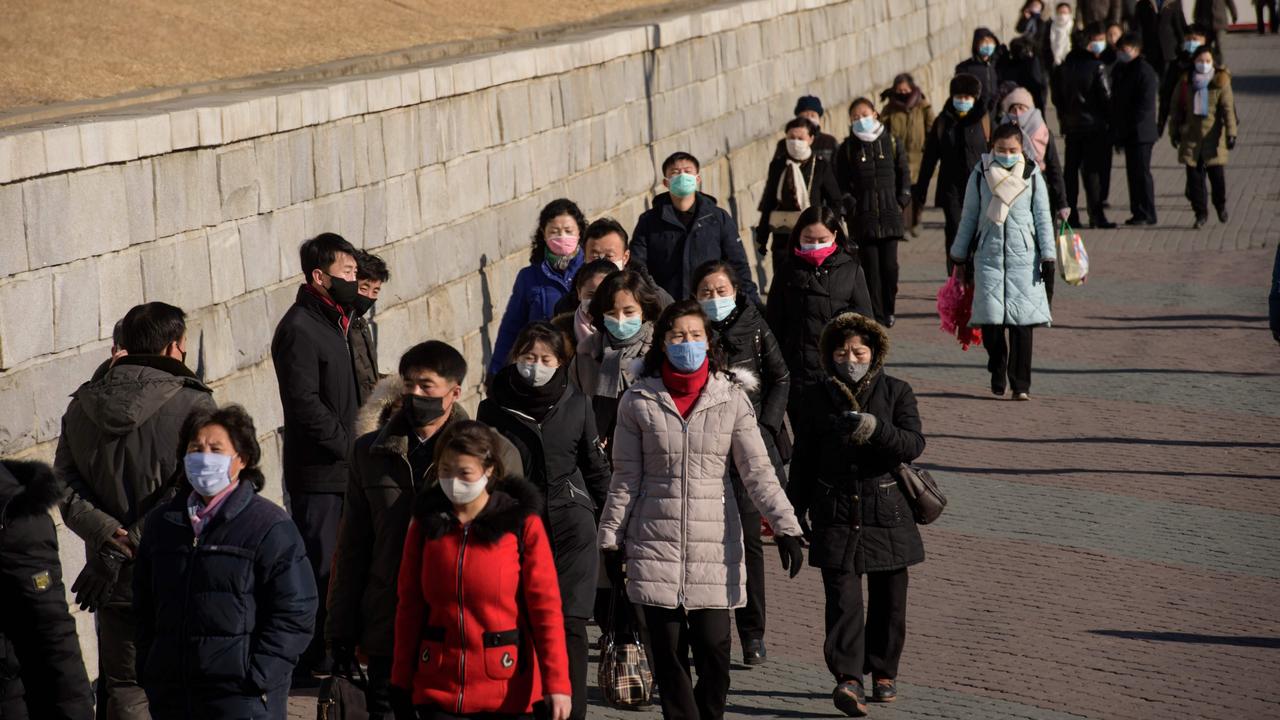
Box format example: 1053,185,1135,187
661,359,709,418
793,243,838,266
302,283,351,333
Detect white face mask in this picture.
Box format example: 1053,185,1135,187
440,475,487,505
785,138,813,161
799,239,835,252
516,362,557,387
1195,61,1214,74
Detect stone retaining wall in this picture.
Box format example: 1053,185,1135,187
0,0,1022,675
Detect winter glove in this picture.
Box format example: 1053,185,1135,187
330,641,358,676
754,226,770,256
835,411,879,444
1041,260,1056,306
71,543,130,612
1227,136,1237,150
775,535,805,578
602,548,626,589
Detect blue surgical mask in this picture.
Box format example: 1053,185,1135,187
668,172,698,198
852,116,879,134
604,315,643,340
952,97,975,114
1088,40,1106,54
1183,40,1201,54
993,153,1020,169
184,452,234,497
666,340,708,372
977,43,996,58
700,296,737,323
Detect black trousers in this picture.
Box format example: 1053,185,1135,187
564,616,589,720
820,568,910,684
364,656,393,719
1064,131,1112,224
641,605,731,720
289,491,345,671
858,238,901,323
983,325,1034,395
1258,0,1279,32
1124,143,1157,223
942,194,965,273
731,477,766,646
1184,161,1227,219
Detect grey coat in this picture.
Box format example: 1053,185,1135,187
597,371,802,610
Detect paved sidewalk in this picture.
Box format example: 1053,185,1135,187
289,31,1280,719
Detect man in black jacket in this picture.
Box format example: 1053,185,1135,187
0,460,94,720
1112,33,1161,225
270,231,360,679
551,217,674,315
351,249,390,407
956,27,1005,119
1136,0,1188,78
1052,25,1117,228
630,151,761,305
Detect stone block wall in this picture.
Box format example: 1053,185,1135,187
0,0,1023,676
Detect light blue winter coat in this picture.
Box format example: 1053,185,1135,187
950,155,1055,327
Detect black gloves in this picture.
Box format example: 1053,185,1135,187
603,548,626,589
1042,260,1056,306
775,535,805,578
330,641,357,676
1227,136,1237,150
754,226,770,256
71,543,129,612
834,411,879,444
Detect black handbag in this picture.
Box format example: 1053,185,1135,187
891,464,947,525
317,663,369,720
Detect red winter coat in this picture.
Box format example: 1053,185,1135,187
391,479,570,715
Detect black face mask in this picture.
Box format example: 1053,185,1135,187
895,91,913,104
403,395,446,427
351,295,376,318
326,274,360,308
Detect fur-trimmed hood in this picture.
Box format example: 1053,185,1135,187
817,312,890,408
626,358,759,394
357,375,405,437
413,476,543,545
0,460,63,524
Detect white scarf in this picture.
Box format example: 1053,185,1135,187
1192,68,1213,116
983,155,1028,225
852,121,885,144
1050,17,1072,66
779,158,813,211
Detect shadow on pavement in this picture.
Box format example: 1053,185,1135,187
918,463,1280,481
1089,630,1280,648
927,434,1280,449
895,362,1280,378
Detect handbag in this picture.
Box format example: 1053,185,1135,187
1055,220,1089,285
890,464,947,525
596,586,654,709
317,663,369,720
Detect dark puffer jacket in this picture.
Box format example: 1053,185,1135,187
835,130,911,243
0,461,94,720
913,106,990,208
788,313,926,574
134,480,317,720
955,28,1004,117
710,298,789,437
477,367,611,620
630,192,760,305
1051,48,1113,135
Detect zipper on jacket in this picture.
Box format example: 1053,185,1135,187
678,419,690,607
182,533,200,716
455,524,470,714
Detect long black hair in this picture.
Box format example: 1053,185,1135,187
786,205,851,252
528,198,587,264
639,300,727,377
178,405,265,491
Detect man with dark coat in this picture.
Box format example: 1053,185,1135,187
1136,0,1188,77
1051,25,1117,228
270,231,360,679
630,151,761,305
1158,24,1211,134
1080,0,1124,24
772,95,840,164
955,27,1006,119
1194,0,1238,59
327,341,523,719
0,460,94,720
55,302,215,720
351,250,390,406
1112,33,1162,225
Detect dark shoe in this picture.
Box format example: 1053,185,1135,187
833,681,868,717
991,375,1006,397
1124,217,1155,226
1217,207,1229,223
886,315,896,328
1194,215,1208,229
871,678,898,703
1067,212,1082,227
743,639,767,666
1101,201,1111,209
1090,219,1117,229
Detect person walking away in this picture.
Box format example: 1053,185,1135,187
756,118,844,268
391,422,573,720
999,36,1050,111
880,73,935,238
692,260,791,666
1169,46,1238,228
631,152,761,304
913,73,991,272
327,341,523,719
1157,24,1211,135
1001,87,1072,223
0,460,94,720
950,124,1057,400
552,259,619,350
1194,0,1239,59
787,312,926,716
1256,0,1280,32
1016,0,1049,40
490,198,588,377
271,232,360,680
1135,0,1188,78
836,98,911,328
773,95,840,164
479,323,611,720
56,301,215,719
598,300,806,720
1051,26,1117,228
1045,3,1080,70
351,250,390,406
133,405,317,719
1111,34,1161,225
551,217,674,315
956,28,1006,119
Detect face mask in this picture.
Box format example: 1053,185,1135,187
1088,40,1106,55
952,97,974,114
785,138,812,161
977,43,996,58
440,475,487,505
185,452,234,496
545,234,579,257
326,274,359,307
1029,3,1043,14
799,239,835,252
1195,61,1214,74
604,315,643,340
668,172,698,198
351,295,375,318
1183,40,1202,54
993,153,1020,168
1055,12,1073,25
404,394,446,427
700,296,737,323
666,340,708,372
1116,50,1134,63
516,362,557,387
852,116,879,134
837,361,871,383
895,91,913,104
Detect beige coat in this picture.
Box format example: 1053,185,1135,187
1170,68,1238,168
597,371,802,610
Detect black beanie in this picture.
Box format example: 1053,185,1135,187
950,73,982,98
794,95,824,117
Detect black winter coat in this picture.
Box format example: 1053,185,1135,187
835,131,911,243
1136,0,1187,76
134,480,317,720
773,132,840,165
477,368,611,620
765,250,874,396
1051,48,1114,135
1158,52,1196,133
0,461,94,720
787,314,925,574
956,54,1003,118
758,154,843,221
1112,57,1161,144
914,107,990,207
710,299,789,435
998,46,1049,110
1040,134,1071,213
631,192,760,306
271,286,359,494
350,314,379,407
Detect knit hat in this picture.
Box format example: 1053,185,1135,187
950,73,982,98
794,95,824,117
1000,87,1035,113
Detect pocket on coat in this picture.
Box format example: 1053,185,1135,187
415,627,446,682
483,629,520,680
873,481,907,527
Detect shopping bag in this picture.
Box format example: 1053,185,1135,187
597,587,654,709
1056,221,1089,285
936,267,983,350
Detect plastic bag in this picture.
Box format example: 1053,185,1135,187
1056,221,1089,285
937,267,982,350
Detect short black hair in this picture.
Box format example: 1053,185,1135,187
661,151,700,175
785,117,816,136
588,269,663,333
847,97,876,116
355,250,390,283
574,259,622,296
1117,32,1143,51
111,318,126,351
787,206,851,252
399,340,467,385
299,233,357,279
1186,23,1211,39
1083,22,1106,39
119,302,186,355
689,260,738,298
528,198,587,265
178,404,264,491
990,121,1025,149
509,321,571,366
583,217,629,249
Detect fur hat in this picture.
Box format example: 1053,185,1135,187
950,73,983,99
794,95,824,117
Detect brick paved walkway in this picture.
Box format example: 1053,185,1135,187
289,31,1280,719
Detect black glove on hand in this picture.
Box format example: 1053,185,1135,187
330,642,357,676
1227,136,1237,150
775,535,805,578
603,548,626,589
754,227,770,256
71,543,129,612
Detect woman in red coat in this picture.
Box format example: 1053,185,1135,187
391,421,572,720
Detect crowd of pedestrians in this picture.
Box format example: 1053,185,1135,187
0,3,1256,720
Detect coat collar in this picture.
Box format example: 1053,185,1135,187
629,371,740,420
371,404,471,459
161,478,257,534
654,191,719,231
413,477,543,544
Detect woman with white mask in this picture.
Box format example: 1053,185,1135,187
755,117,843,268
